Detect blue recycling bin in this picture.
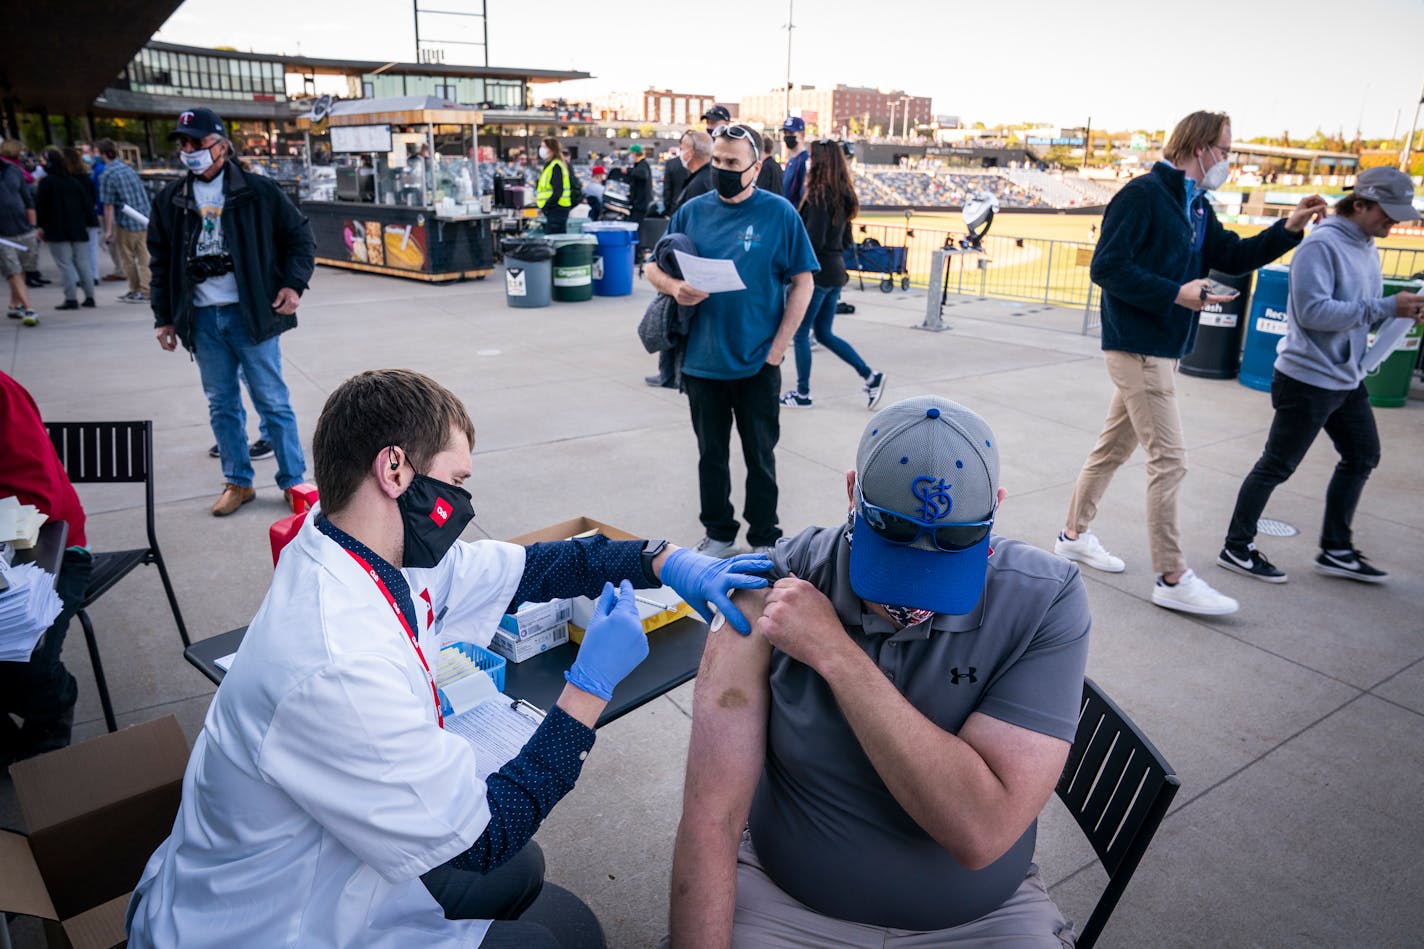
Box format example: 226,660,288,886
1239,264,1290,392
584,221,639,296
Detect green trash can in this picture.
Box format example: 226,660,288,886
550,234,597,303
1366,279,1423,408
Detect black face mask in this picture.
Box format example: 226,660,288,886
397,472,475,569
783,135,798,149
713,165,750,200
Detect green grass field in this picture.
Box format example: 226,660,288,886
852,210,1424,306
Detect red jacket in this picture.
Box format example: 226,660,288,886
0,371,86,548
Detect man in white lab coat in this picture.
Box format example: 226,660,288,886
126,368,771,948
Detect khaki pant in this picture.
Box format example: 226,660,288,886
1066,350,1187,575
116,229,150,294
726,832,1075,947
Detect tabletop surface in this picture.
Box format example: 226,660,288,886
184,616,708,729
12,519,69,585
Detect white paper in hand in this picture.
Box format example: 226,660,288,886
673,250,746,293
1362,318,1414,374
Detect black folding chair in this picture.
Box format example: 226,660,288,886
1056,678,1180,949
44,421,190,732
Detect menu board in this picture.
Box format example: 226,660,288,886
331,124,393,154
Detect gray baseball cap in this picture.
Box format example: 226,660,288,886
1350,167,1420,222
850,396,1000,615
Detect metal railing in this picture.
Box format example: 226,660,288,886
848,221,1424,336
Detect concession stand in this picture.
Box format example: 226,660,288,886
297,96,498,282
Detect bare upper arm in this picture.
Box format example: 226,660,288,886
681,588,773,825
958,711,1070,827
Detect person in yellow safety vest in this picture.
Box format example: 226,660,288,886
535,137,574,235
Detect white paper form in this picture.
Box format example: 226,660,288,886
1362,318,1415,374
673,250,747,293
445,698,544,782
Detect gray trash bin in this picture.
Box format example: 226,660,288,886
502,238,555,309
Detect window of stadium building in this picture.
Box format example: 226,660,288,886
125,49,284,100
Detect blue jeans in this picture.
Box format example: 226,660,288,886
192,304,305,489
792,284,871,396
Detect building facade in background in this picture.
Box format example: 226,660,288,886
738,85,932,137
586,89,720,126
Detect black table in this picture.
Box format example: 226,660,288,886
184,616,708,729
12,519,68,586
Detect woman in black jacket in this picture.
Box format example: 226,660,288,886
781,140,885,409
35,148,97,310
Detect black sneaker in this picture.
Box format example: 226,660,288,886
1314,549,1387,583
863,371,887,409
249,439,275,460
780,390,813,407
1217,545,1287,583
207,443,221,458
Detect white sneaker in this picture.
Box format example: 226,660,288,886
694,536,737,558
1054,530,1125,573
1151,569,1239,616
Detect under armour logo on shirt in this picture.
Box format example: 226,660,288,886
949,666,977,685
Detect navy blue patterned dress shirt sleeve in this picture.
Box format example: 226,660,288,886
509,536,654,610
449,705,596,872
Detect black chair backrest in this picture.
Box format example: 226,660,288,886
1056,678,1180,949
45,421,152,485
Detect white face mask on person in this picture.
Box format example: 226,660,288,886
538,146,551,161
180,144,216,174
1199,146,1229,191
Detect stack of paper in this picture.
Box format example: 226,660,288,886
0,496,49,549
437,643,543,781
0,560,64,661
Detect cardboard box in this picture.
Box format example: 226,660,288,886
488,621,570,662
0,716,188,949
504,517,694,643
505,516,639,547
499,598,573,640
567,584,695,644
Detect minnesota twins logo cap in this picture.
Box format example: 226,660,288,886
168,107,226,141
850,395,1000,615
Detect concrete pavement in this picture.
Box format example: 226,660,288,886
3,261,1421,948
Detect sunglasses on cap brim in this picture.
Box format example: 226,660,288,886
712,125,760,144
855,483,995,552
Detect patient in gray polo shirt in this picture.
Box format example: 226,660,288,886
668,395,1090,947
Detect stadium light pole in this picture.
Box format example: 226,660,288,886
1400,80,1424,172
784,0,795,120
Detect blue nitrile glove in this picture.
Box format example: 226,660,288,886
660,548,772,636
565,580,649,701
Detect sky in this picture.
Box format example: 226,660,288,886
154,0,1424,139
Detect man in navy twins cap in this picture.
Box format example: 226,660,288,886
150,104,316,518
669,395,1092,946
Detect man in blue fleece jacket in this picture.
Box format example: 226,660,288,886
1219,167,1424,585
1054,110,1328,616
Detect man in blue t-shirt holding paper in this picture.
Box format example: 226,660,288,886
648,123,819,557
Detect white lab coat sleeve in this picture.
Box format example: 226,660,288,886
428,539,526,647
256,651,492,883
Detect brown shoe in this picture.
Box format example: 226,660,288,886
211,483,256,516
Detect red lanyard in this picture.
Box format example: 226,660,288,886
343,549,443,728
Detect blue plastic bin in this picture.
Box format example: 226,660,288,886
439,641,507,694
1239,264,1290,392
584,221,639,296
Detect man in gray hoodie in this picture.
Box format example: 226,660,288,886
1219,167,1424,584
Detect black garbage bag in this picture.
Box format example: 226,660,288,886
501,238,555,262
